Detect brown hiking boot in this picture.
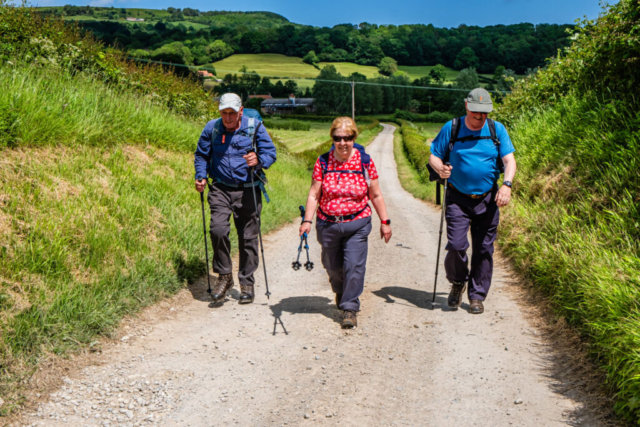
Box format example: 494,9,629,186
447,281,466,308
342,310,357,329
469,299,484,314
210,274,233,302
238,284,255,304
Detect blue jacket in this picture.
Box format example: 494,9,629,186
194,116,277,184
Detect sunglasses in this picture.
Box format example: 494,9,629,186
332,134,355,142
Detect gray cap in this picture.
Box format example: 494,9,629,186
219,93,242,112
465,88,493,113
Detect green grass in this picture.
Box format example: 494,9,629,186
318,62,381,79
390,123,433,200
272,118,382,153
0,63,311,414
494,92,640,422
212,54,319,79
270,121,332,153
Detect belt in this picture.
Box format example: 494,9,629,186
448,183,489,200
211,176,271,203
318,205,369,223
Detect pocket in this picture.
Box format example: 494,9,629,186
212,142,228,158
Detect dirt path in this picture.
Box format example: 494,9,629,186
20,124,599,427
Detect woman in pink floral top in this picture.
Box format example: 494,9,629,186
300,117,392,329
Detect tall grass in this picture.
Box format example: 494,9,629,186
0,64,199,150
496,92,640,422
0,62,311,414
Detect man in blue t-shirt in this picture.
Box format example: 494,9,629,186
429,88,517,314
194,93,277,304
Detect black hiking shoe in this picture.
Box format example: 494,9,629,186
210,274,234,302
447,281,466,309
342,310,357,329
238,284,255,304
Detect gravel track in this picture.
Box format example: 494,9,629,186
18,124,599,427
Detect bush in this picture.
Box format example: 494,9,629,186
263,119,311,131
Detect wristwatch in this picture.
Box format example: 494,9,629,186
502,181,513,188
381,219,391,225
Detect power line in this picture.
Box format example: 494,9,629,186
127,57,511,94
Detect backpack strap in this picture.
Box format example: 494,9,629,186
487,119,505,173
445,117,462,163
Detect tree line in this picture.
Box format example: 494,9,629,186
39,7,574,74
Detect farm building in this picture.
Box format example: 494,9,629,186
261,95,315,114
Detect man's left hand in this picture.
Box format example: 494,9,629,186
496,185,512,207
243,152,259,167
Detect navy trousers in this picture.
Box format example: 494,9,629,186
316,217,372,312
444,186,500,301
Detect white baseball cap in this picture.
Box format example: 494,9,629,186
218,93,242,112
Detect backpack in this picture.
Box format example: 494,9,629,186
319,143,372,185
427,117,504,204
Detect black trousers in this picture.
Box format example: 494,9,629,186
207,182,262,286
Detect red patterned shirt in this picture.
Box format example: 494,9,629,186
312,150,379,222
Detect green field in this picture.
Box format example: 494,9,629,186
318,62,381,79
213,54,501,87
212,54,319,79
272,118,383,153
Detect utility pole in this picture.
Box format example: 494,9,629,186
351,81,355,121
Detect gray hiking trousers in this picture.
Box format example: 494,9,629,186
316,216,372,312
207,182,261,286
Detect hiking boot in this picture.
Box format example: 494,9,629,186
469,299,484,314
238,284,255,304
210,273,233,302
342,310,357,329
335,293,343,308
447,281,466,308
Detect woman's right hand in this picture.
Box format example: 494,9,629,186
299,222,312,236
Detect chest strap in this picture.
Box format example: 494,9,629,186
318,205,369,223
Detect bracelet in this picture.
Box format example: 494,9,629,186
302,220,313,224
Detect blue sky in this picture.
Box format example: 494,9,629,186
34,0,606,28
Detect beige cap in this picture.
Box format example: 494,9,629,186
465,88,493,113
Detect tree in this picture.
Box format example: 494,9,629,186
429,64,447,83
455,68,479,90
312,65,349,114
209,40,233,61
303,50,319,66
454,47,479,70
497,69,516,92
493,65,505,81
378,56,398,76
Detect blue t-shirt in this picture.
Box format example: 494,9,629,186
431,117,515,195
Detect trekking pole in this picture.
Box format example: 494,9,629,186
298,205,314,271
431,162,450,307
247,149,271,299
292,206,305,271
199,190,212,296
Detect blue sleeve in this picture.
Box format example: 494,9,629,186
256,123,277,170
496,122,515,157
194,121,214,180
430,120,452,160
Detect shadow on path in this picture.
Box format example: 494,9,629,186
269,296,341,335
372,286,460,312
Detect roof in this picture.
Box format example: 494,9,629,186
261,98,314,107
249,94,272,99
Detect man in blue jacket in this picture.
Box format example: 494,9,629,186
194,93,277,304
428,88,517,314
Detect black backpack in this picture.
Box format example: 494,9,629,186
427,117,504,204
